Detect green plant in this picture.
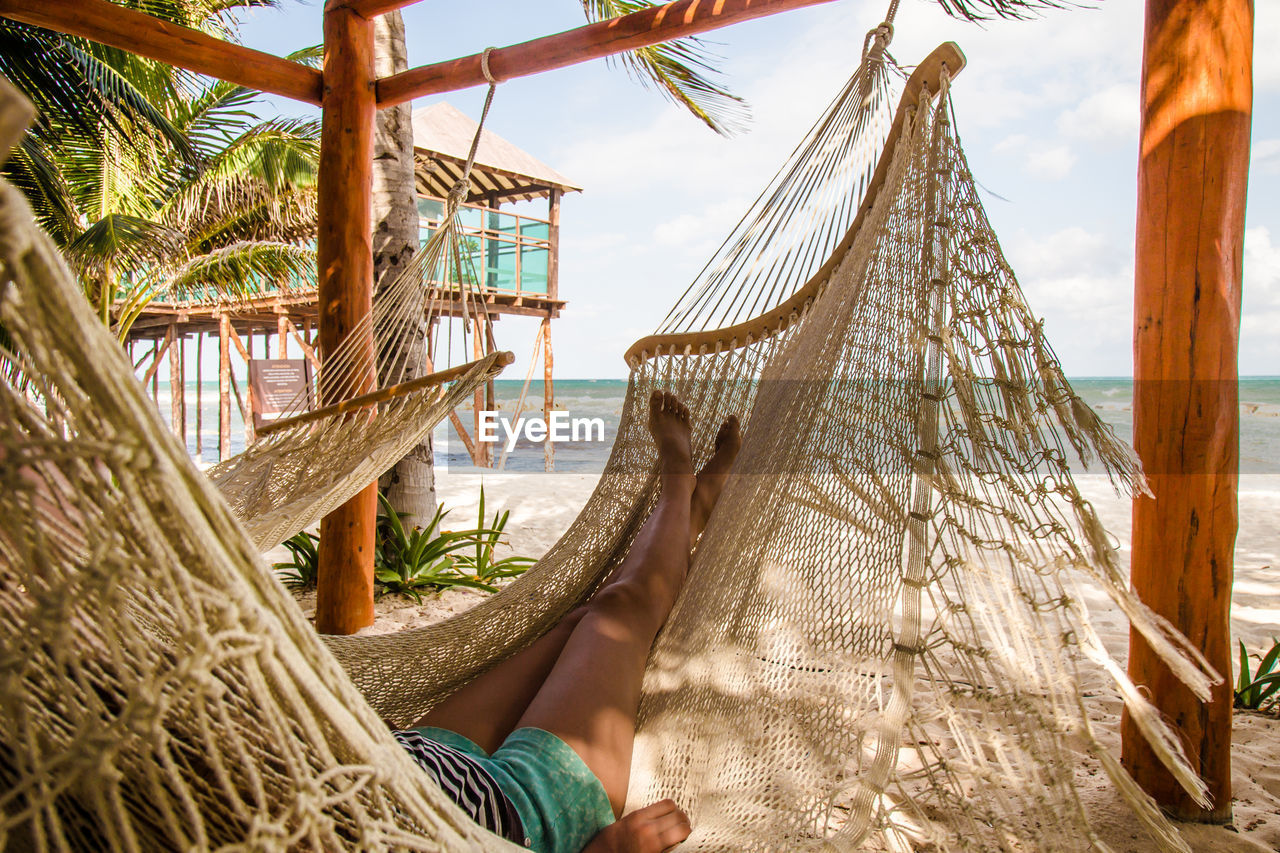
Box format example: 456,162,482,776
453,486,536,587
373,493,495,602
273,529,319,591
1234,637,1280,712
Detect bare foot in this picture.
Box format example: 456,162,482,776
647,390,694,484
690,415,741,545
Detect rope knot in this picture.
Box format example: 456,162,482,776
480,47,497,85
446,179,470,210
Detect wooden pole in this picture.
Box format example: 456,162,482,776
218,314,231,460
278,312,289,359
0,0,323,104
315,0,378,636
1121,0,1252,823
542,315,554,472
171,327,186,444
547,188,561,301
195,332,203,458
376,0,840,107
472,316,491,467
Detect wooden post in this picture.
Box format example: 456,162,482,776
547,188,561,301
278,311,289,358
1121,0,1252,823
171,327,186,444
472,315,491,467
315,0,377,636
218,314,231,460
195,332,203,458
150,338,159,403
542,314,554,472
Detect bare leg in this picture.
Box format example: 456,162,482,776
516,390,697,817
689,414,741,552
411,401,741,772
409,606,588,753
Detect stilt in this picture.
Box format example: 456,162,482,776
315,0,378,636
1121,0,1252,822
278,311,289,358
472,315,491,467
150,338,159,403
498,321,545,470
167,323,182,440
195,332,203,458
542,315,554,472
219,314,231,460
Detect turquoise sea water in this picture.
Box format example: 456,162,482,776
160,377,1280,474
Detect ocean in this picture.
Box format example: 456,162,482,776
158,377,1280,475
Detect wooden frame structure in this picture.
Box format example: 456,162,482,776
1,0,1254,815
0,0,848,637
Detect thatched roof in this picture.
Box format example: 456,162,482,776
412,102,581,205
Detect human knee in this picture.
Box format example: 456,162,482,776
586,578,655,620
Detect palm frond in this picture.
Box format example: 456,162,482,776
62,213,186,281
176,181,317,249
1,135,80,245
579,0,748,136
164,241,316,301
930,0,1073,21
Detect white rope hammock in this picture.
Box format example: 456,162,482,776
0,37,1220,852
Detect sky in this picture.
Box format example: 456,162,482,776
225,0,1280,379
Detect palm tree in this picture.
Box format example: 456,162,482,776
60,75,320,339
2,5,320,341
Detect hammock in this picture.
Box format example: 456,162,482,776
199,74,515,550
0,38,1218,853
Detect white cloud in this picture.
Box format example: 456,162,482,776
1057,84,1138,143
1025,145,1077,180
1242,227,1280,372
1254,140,1280,177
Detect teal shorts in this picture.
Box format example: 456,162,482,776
413,726,615,853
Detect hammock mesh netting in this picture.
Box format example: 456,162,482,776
0,43,1216,852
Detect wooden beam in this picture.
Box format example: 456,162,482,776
315,1,378,637
377,0,841,107
141,331,173,386
284,317,323,371
1120,0,1251,823
0,0,324,105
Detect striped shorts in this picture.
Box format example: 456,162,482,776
393,726,615,853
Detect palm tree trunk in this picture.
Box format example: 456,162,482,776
372,10,436,528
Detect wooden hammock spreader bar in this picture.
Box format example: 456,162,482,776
623,41,966,366
0,0,324,105
376,0,842,108
255,351,513,437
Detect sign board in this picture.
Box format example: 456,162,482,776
248,359,313,430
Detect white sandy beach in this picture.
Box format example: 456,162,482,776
276,469,1280,851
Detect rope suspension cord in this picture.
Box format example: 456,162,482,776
272,51,506,421
655,1,907,338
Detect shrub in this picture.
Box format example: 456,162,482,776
453,486,536,587
274,529,320,591
1234,637,1280,712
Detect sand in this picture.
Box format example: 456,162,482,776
272,468,1280,851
